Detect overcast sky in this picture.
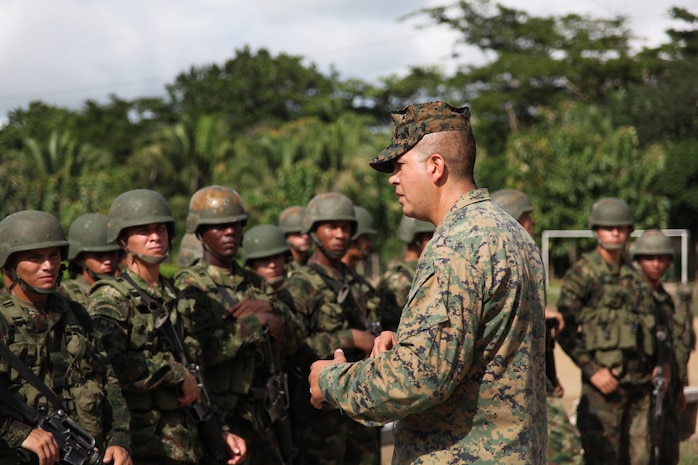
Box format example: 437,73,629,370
0,0,688,124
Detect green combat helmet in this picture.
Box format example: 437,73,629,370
491,189,534,221
186,185,247,234
107,189,175,243
278,206,305,234
352,206,377,241
242,224,290,266
587,197,634,231
632,229,674,259
68,213,121,261
301,193,357,235
177,233,203,267
397,216,436,244
0,210,69,293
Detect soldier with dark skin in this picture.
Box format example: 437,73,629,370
60,213,121,305
556,198,664,465
174,186,304,465
0,210,132,465
282,192,380,465
278,206,312,271
374,216,434,332
632,229,689,465
87,189,246,465
491,188,583,465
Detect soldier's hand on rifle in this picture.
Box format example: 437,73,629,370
22,428,60,465
371,331,397,357
544,308,564,332
227,299,273,318
255,311,286,342
590,367,620,395
178,366,202,406
351,329,376,357
103,445,132,465
652,363,671,393
222,431,247,465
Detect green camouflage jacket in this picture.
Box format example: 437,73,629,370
87,269,198,463
0,292,130,455
59,274,91,306
653,284,690,386
318,189,548,464
375,258,418,332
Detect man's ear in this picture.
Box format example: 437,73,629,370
427,153,446,184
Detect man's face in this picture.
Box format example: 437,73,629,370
286,232,311,253
124,223,169,257
83,251,120,277
388,148,430,219
314,221,352,257
250,253,287,285
519,211,535,236
596,225,630,250
12,246,63,290
637,255,672,282
200,222,243,259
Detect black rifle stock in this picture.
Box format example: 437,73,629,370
650,326,668,464
151,305,229,465
0,388,102,465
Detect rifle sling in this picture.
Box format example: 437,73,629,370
0,342,65,412
308,264,366,330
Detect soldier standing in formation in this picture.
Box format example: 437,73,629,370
309,101,548,463
341,206,377,274
556,197,663,465
242,224,292,292
87,189,246,465
283,192,380,465
491,188,584,465
61,212,122,305
0,210,132,465
374,215,434,332
632,229,690,465
278,206,312,271
174,185,303,465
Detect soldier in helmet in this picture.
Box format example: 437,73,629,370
282,192,380,465
0,210,132,465
60,212,122,305
341,206,377,272
176,233,203,268
242,224,291,292
87,189,246,465
556,198,662,465
374,216,434,332
491,188,583,465
278,206,312,270
174,185,303,465
632,230,690,465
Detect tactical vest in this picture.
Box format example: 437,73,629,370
579,252,655,382
90,276,182,427
0,293,108,445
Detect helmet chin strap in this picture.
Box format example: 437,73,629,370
310,232,347,261
198,235,236,267
594,231,625,251
9,265,65,295
120,240,170,266
81,260,116,281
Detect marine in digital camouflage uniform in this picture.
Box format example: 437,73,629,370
632,229,690,465
0,210,132,465
282,192,380,465
60,212,121,306
556,198,663,465
87,189,246,465
309,101,548,465
174,186,303,465
491,188,584,465
374,216,434,332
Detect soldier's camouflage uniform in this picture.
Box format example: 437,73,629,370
547,392,584,465
59,274,92,306
0,291,131,463
87,269,201,464
557,250,659,465
174,259,304,465
374,259,417,333
318,189,548,464
283,260,381,465
650,284,690,465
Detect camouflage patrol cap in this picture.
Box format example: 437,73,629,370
490,189,534,221
370,100,472,173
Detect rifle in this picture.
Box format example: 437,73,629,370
118,274,229,465
250,328,297,465
650,325,668,464
545,318,559,389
